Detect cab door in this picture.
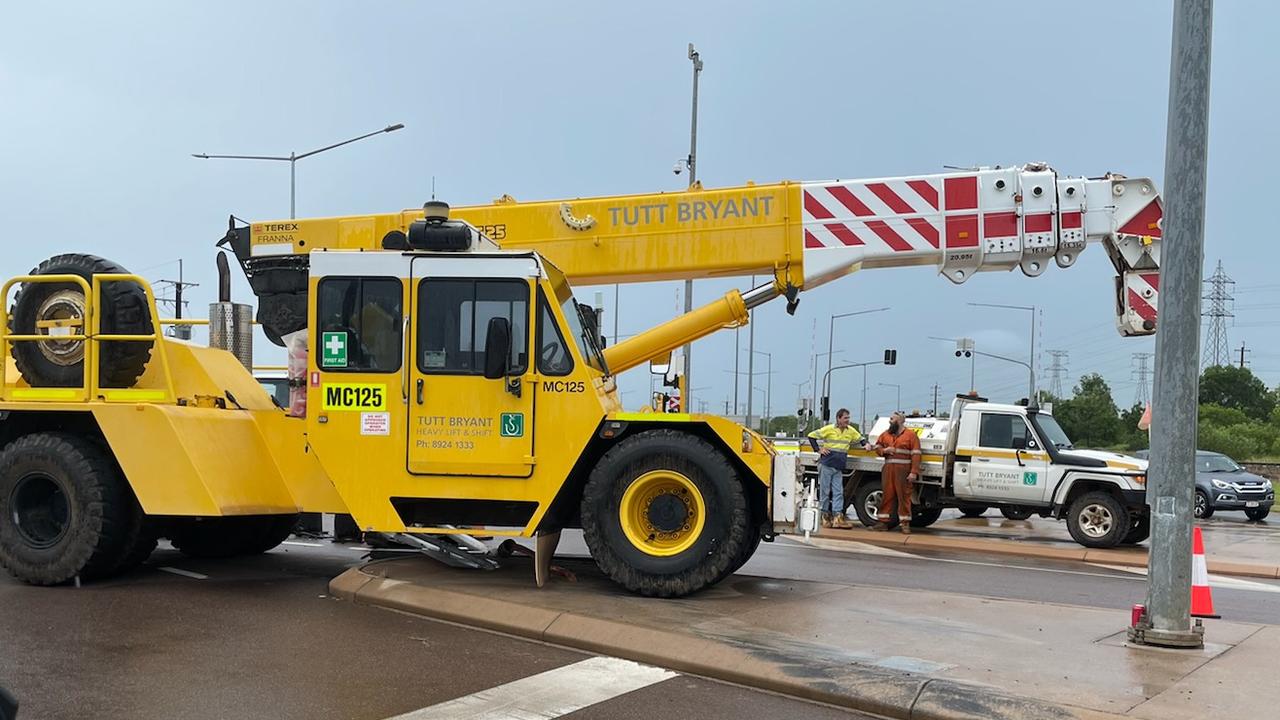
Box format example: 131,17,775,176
955,412,1051,503
406,259,536,477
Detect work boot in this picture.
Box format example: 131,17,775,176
871,522,890,532
821,512,832,528
900,523,912,535
832,513,854,529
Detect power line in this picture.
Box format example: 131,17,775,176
1131,352,1154,406
153,259,198,340
1201,260,1234,368
1044,350,1070,397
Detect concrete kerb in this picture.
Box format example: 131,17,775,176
329,564,1126,720
821,528,1280,580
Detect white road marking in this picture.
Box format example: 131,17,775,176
782,536,917,558
281,540,325,547
1086,563,1280,594
158,566,208,580
778,535,1280,594
383,656,676,720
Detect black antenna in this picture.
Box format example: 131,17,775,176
431,176,436,201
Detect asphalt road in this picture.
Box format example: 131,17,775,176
0,541,869,720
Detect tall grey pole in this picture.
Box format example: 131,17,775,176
289,153,296,219
733,327,740,414
746,311,755,429
1029,307,1037,401
861,364,868,431
1132,0,1213,650
681,44,703,411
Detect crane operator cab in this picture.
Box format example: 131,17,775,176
302,203,775,597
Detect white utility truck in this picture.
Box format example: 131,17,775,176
799,395,1149,547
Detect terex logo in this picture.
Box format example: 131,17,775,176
258,222,299,233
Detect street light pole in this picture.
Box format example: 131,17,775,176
968,302,1036,400
680,43,704,412
746,349,771,433
827,307,890,404
879,382,901,411
193,123,405,219
1131,0,1214,650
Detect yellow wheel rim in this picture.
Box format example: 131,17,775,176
619,470,706,557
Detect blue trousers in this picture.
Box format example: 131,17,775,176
818,463,845,515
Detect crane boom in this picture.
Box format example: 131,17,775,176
221,163,1162,343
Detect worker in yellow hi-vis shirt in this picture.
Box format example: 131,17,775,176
807,408,865,528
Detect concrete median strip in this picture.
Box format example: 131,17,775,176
331,561,1127,720
819,527,1280,580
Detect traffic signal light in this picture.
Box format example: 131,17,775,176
884,349,898,365
821,395,830,422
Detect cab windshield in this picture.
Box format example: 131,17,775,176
544,261,610,375
1032,413,1074,450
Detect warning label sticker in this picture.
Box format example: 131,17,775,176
360,412,391,436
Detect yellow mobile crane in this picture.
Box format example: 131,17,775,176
0,164,1162,597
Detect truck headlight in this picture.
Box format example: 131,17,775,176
1211,479,1231,490
1132,474,1146,486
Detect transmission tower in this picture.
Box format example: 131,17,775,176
1131,352,1154,406
1044,350,1069,398
1201,260,1234,368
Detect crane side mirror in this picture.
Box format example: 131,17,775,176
483,317,512,380
0,685,17,720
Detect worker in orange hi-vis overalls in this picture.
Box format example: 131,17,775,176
873,411,921,534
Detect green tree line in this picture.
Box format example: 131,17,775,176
1047,365,1280,460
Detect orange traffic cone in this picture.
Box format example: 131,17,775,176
1191,526,1219,619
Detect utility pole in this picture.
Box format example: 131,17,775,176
1238,341,1250,369
1201,260,1234,368
154,259,199,340
1132,352,1154,406
1131,0,1213,650
679,43,703,412
931,384,941,415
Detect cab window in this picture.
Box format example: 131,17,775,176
316,277,403,373
418,278,528,374
978,413,1039,450
536,293,573,376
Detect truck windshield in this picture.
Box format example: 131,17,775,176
544,261,610,375
1032,414,1075,450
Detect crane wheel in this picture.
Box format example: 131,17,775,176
581,429,751,598
0,432,136,585
168,514,298,558
9,254,153,388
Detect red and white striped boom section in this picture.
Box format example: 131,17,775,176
799,164,1162,336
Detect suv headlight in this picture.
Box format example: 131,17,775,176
1211,479,1231,490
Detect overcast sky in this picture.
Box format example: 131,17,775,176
2,1,1276,422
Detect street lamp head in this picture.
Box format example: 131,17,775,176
192,153,209,159
384,123,405,133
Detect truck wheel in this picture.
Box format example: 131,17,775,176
1122,514,1151,544
958,504,989,518
1066,491,1130,548
0,433,134,585
169,514,297,558
1245,506,1271,522
9,254,153,388
852,478,883,527
241,514,299,554
581,430,751,598
1000,506,1035,521
909,506,943,528
1194,489,1214,519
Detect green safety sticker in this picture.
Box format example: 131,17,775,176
500,412,525,438
1023,471,1038,486
322,331,348,368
